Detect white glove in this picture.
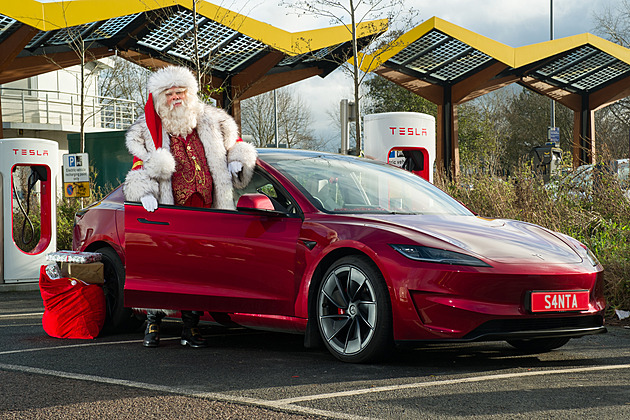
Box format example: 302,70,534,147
141,195,158,212
228,161,243,176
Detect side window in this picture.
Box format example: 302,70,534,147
233,169,299,215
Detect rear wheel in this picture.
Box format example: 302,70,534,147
507,337,570,353
96,246,143,333
316,255,392,363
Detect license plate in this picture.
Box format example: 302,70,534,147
530,290,590,312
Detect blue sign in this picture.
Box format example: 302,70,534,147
548,127,560,144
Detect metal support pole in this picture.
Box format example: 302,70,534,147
443,86,453,179
274,89,279,147
581,94,589,165
340,99,350,154
0,93,3,139
550,0,556,131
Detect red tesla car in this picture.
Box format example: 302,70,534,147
73,149,606,362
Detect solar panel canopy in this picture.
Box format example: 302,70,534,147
0,0,386,106
363,17,630,173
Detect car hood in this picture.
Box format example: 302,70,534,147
364,214,583,264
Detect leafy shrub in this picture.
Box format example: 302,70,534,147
56,171,113,250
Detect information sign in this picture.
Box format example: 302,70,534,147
63,153,90,197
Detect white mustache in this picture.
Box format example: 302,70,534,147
170,99,185,110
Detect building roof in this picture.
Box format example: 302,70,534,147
362,16,630,110
0,0,387,100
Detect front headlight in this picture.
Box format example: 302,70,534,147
580,243,600,266
390,244,491,267
557,232,600,267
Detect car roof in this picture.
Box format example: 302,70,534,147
257,148,336,159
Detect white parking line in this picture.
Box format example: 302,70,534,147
0,330,272,356
0,362,370,420
1,361,628,420
0,338,165,355
274,364,630,404
0,312,43,318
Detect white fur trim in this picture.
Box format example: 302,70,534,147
144,148,176,181
228,141,257,189
147,66,198,97
125,115,153,161
123,169,159,202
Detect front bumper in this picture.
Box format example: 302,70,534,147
395,314,606,346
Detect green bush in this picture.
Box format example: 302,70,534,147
56,172,113,251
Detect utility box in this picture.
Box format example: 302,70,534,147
364,112,436,182
530,142,563,183
0,138,58,284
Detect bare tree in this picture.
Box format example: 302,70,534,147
52,24,103,153
591,1,630,159
241,87,330,150
98,55,150,109
280,0,417,154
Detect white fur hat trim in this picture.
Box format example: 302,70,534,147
147,66,199,97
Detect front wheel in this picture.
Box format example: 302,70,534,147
507,337,570,353
316,255,393,363
96,246,143,333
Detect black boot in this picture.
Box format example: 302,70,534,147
143,311,164,348
180,310,207,348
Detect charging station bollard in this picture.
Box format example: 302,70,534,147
0,138,58,284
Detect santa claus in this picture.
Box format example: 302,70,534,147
123,65,257,348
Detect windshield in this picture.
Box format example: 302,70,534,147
263,152,473,216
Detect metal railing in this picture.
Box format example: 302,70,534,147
0,87,139,130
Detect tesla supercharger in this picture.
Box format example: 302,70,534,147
0,138,58,284
364,112,436,183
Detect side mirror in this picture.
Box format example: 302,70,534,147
237,193,282,215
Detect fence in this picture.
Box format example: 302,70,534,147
0,87,138,130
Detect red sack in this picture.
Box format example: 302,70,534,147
39,265,105,339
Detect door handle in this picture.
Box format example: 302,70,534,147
137,218,169,225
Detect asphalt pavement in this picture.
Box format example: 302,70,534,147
1,289,629,419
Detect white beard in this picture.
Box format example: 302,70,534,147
156,94,201,138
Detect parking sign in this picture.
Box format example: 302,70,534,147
63,153,90,197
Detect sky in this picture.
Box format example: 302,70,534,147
221,0,619,146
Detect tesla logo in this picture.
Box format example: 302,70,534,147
389,127,428,136
12,148,49,156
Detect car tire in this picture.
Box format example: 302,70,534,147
316,255,393,363
96,246,143,333
506,337,571,353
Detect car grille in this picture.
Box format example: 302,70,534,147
463,315,604,340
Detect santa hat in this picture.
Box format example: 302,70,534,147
147,65,199,97
140,66,198,152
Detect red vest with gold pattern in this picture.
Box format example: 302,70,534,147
170,130,213,207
